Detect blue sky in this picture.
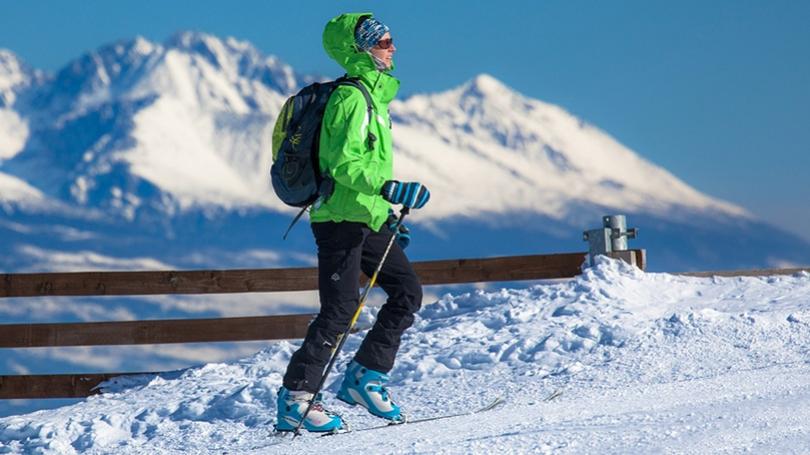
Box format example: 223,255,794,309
2,0,809,241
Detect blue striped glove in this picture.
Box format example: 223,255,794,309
380,180,430,209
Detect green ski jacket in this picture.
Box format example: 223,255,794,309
310,12,400,231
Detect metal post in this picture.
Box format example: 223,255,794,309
583,215,638,266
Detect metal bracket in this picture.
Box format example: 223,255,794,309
583,215,640,266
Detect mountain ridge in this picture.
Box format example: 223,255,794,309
3,33,748,222
0,31,807,274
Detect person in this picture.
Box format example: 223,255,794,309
275,12,431,433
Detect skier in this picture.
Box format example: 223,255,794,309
275,12,431,433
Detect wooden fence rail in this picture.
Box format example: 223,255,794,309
0,373,147,400
1,252,594,298
677,267,810,278
0,250,648,400
0,314,317,348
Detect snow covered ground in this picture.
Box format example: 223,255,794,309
2,258,810,454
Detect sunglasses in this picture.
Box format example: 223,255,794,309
375,38,394,50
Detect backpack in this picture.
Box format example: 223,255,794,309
271,76,375,238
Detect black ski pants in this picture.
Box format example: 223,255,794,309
283,221,423,393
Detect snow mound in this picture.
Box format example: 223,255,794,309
2,258,810,454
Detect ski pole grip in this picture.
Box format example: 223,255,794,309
397,207,410,226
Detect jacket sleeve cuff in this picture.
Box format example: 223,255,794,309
373,178,387,196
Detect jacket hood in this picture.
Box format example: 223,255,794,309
323,12,395,76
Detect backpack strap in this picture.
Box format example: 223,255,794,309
336,76,377,150
282,205,309,240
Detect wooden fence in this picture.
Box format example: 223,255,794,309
0,249,645,399
3,250,808,400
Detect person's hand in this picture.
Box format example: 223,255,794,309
387,210,411,249
380,180,430,209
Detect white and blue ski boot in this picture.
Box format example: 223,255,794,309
337,360,404,422
274,387,345,433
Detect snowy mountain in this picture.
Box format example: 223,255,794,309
1,35,748,223
391,74,746,221
2,32,806,268
2,259,810,454
2,33,309,217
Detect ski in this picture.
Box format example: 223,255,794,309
319,388,562,437
267,388,562,443
321,395,505,436
544,388,563,402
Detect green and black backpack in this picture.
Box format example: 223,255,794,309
271,76,375,237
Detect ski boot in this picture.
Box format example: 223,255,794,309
337,360,404,422
274,386,345,433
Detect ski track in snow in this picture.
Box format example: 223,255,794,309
2,258,810,454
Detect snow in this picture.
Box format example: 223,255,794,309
3,258,810,454
126,96,278,210
13,245,172,271
0,109,27,161
0,50,31,161
391,75,749,222
0,49,28,106
0,171,43,204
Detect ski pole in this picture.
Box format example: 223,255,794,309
293,207,410,437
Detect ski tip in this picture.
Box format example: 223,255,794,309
318,427,351,438
270,427,295,437
543,389,563,402
480,395,505,412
